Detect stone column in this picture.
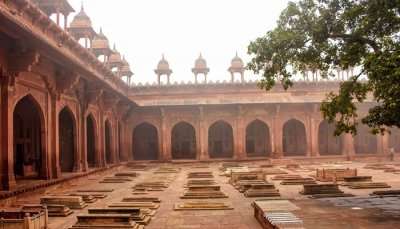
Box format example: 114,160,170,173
310,117,321,157
235,108,245,160
80,104,89,172
99,112,106,167
53,95,62,178
160,108,171,161
44,92,55,180
0,75,16,190
273,117,283,159
199,107,209,161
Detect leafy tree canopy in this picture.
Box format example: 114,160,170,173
247,0,400,135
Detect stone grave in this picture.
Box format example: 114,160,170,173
69,214,143,229
100,176,133,183
347,182,391,189
234,180,269,192
262,212,304,229
153,167,180,173
186,179,216,186
41,196,87,209
122,197,161,203
187,171,213,179
316,168,357,182
70,193,97,203
244,184,281,198
300,184,354,198
230,171,265,185
279,176,317,185
371,189,400,196
109,202,160,209
181,185,228,199
88,208,151,225
174,201,233,210
70,192,107,199
76,189,114,193
270,174,303,180
114,172,139,177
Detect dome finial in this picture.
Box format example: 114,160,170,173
113,43,117,51
81,1,84,12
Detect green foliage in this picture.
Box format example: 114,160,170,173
247,0,400,135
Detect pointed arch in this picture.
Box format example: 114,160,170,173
318,120,343,155
13,94,46,179
132,122,159,160
282,119,307,156
58,106,77,172
171,121,197,159
208,120,234,158
246,119,271,157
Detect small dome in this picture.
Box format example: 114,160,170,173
157,54,170,71
194,53,208,69
70,5,92,29
107,45,123,68
91,28,109,50
119,57,133,77
230,52,244,69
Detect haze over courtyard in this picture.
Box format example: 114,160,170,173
67,0,290,84
0,0,399,229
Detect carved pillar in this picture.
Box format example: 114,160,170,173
310,117,321,157
99,112,106,167
198,107,209,161
235,105,245,160
80,103,89,172
273,106,283,158
0,74,16,190
52,93,62,179
160,108,171,161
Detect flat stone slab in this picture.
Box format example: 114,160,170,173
253,199,300,212
174,201,234,210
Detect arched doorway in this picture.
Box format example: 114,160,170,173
132,123,159,160
208,121,233,158
246,120,271,157
171,122,197,159
86,114,96,168
283,119,307,156
318,120,343,155
105,120,113,164
389,127,400,153
354,124,377,154
59,107,76,173
13,95,45,180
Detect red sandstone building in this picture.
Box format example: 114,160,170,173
0,0,399,192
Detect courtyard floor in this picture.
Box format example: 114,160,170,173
5,161,400,229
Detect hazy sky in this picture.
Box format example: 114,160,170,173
67,0,290,84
